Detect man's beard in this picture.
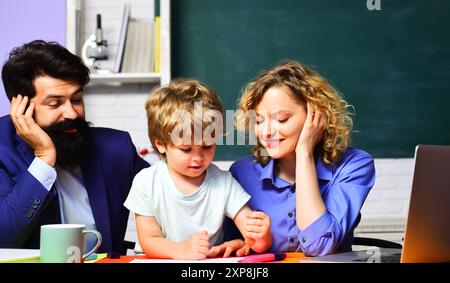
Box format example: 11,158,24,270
42,118,91,170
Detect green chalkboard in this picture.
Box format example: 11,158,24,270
172,0,450,160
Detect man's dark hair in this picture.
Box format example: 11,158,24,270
1,40,90,100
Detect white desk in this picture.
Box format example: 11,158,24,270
0,249,40,263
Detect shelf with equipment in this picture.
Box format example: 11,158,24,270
66,0,171,86
88,72,161,85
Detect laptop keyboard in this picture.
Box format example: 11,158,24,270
352,253,401,263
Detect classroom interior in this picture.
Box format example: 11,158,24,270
1,0,449,256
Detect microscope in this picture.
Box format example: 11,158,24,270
81,14,109,72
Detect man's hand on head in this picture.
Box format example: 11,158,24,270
10,94,56,167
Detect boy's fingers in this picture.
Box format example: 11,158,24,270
199,239,210,247
244,237,255,247
247,211,266,220
232,239,246,248
212,245,227,257
207,247,218,258
246,218,264,226
199,246,209,255
244,246,251,255
237,245,250,257
197,230,209,241
246,225,262,233
246,232,263,239
223,246,233,258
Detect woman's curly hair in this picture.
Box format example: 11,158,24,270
235,60,353,167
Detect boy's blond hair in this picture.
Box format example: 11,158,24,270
145,78,224,156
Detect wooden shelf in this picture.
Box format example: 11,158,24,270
88,72,161,85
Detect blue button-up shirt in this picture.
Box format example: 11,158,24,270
228,147,375,256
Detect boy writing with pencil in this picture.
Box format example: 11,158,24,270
124,79,272,259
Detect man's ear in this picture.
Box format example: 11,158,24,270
154,139,166,154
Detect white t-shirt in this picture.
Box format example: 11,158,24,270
124,160,250,246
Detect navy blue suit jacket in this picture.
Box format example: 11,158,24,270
0,115,149,252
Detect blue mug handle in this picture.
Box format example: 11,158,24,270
81,229,102,262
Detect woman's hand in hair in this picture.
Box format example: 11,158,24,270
296,102,325,156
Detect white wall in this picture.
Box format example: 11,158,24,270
84,85,152,151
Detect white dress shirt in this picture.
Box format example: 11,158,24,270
28,157,98,251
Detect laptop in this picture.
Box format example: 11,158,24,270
300,145,450,263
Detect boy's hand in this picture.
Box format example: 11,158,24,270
245,211,272,252
10,95,56,167
208,239,249,258
236,238,254,257
244,237,255,248
182,230,209,259
245,211,270,239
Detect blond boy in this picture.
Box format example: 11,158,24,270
124,79,272,259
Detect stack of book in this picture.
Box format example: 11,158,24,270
113,4,161,74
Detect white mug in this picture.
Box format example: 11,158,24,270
40,224,102,263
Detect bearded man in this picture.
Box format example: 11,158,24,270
0,40,149,253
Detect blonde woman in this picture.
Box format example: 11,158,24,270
226,60,375,257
